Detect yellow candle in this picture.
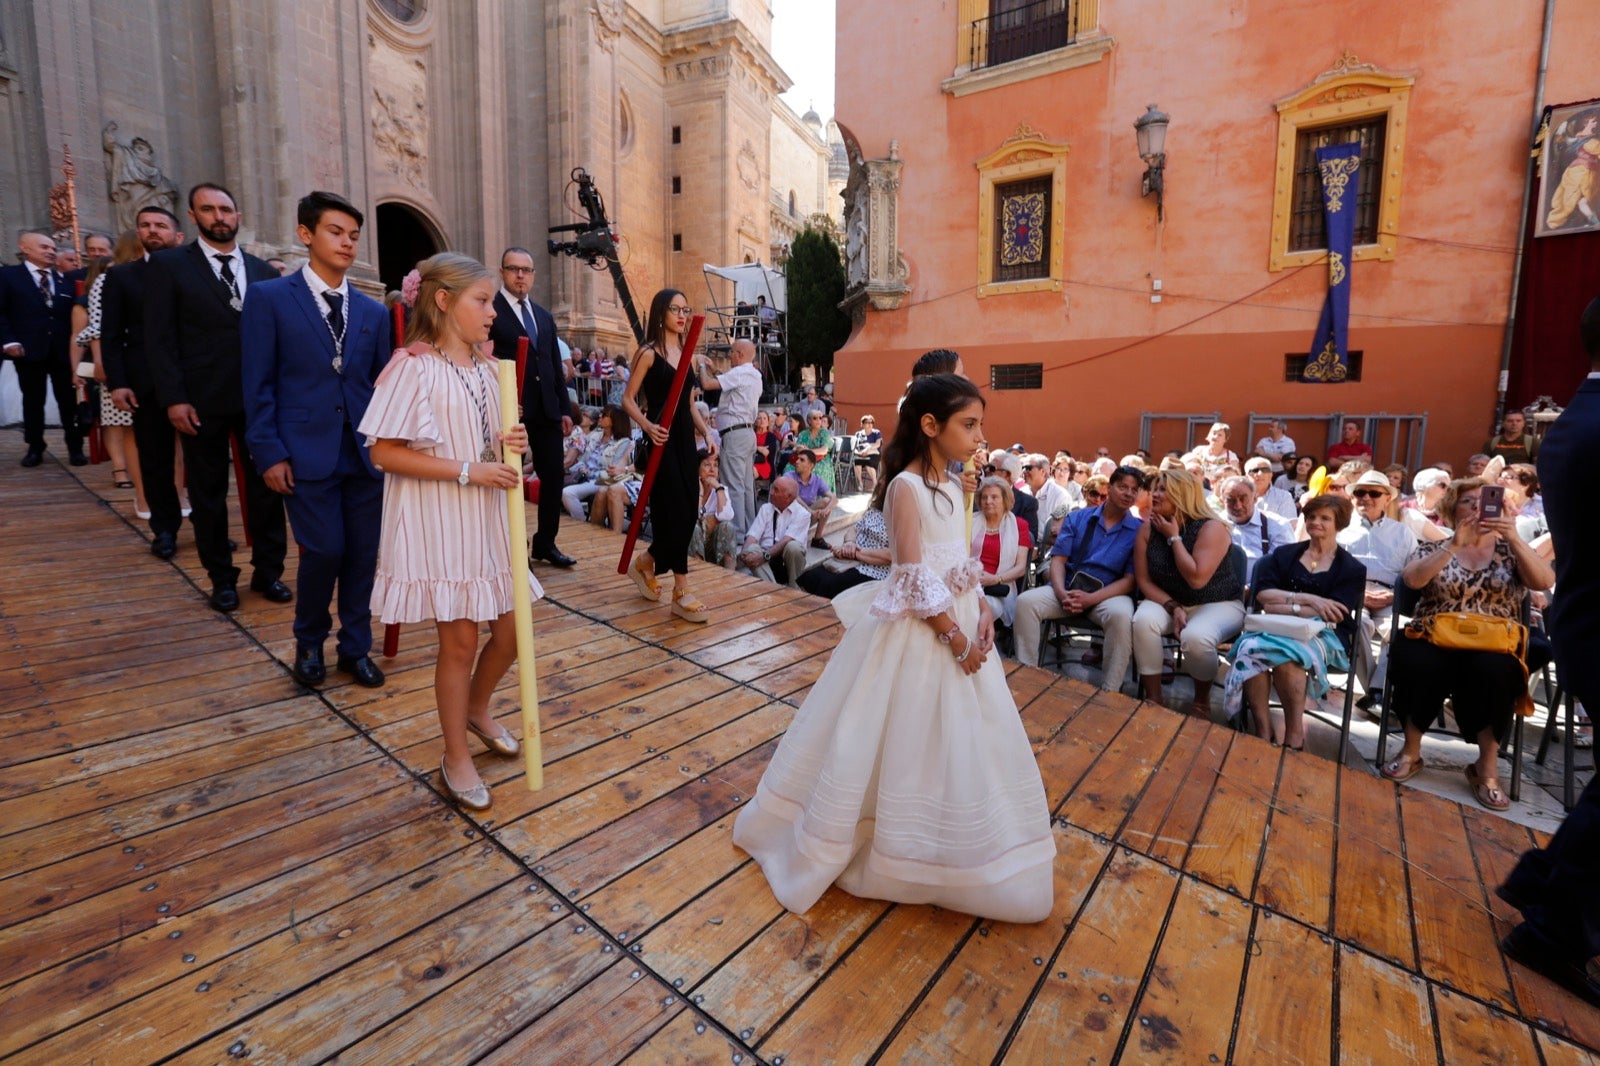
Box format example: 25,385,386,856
497,360,544,790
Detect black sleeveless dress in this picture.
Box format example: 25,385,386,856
639,346,697,574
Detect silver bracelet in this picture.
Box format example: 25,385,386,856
953,639,973,664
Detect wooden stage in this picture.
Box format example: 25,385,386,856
3,431,1598,1065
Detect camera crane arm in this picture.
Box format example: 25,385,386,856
547,167,646,347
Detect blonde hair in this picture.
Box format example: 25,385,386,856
1152,468,1214,525
407,252,494,348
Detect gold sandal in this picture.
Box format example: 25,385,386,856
629,556,663,602
671,587,709,624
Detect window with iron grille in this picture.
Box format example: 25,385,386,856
992,176,1052,283
1289,119,1384,252
991,363,1044,390
1285,350,1364,382
975,0,1076,70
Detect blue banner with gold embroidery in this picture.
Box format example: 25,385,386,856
1303,142,1362,383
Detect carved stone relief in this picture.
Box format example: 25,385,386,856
369,37,429,189
737,140,760,192
841,140,910,316
592,0,624,52
101,122,180,232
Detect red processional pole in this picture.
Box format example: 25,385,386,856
515,338,532,503
617,314,704,575
231,434,252,547
381,302,407,659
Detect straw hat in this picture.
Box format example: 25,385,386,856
1350,469,1398,497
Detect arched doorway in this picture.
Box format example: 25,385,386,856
375,202,442,293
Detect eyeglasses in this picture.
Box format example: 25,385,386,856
502,265,534,275
1352,489,1386,499
667,305,692,315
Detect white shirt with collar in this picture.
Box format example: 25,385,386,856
713,361,762,429
500,287,540,342
300,264,349,317
1256,484,1298,521
1336,513,1417,587
745,499,811,552
1228,507,1294,566
28,262,56,296
199,238,247,299
1033,477,1071,522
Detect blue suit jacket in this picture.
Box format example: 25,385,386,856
240,272,393,481
1539,375,1600,703
0,262,74,364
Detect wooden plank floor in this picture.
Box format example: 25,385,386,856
4,429,1597,1065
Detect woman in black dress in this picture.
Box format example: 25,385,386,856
621,288,717,623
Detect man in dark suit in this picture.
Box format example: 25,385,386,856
0,229,85,466
103,205,186,558
493,246,575,567
1498,294,1600,1005
145,182,288,612
242,191,390,688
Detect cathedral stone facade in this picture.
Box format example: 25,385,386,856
0,0,805,356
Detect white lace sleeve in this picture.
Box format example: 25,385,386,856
869,562,955,621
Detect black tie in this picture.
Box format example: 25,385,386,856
215,254,239,299
37,270,52,308
325,291,345,341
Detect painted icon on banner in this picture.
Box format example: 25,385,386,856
1000,192,1045,266
1536,100,1600,238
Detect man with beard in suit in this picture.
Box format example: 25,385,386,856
145,182,288,612
492,246,575,567
0,230,84,466
102,205,186,558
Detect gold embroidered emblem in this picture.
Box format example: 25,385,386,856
1327,251,1346,287
1318,155,1362,213
1302,339,1349,382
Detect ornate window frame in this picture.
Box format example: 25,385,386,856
1269,55,1414,271
976,125,1069,298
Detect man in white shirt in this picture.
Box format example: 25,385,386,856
695,338,762,538
738,476,811,587
1219,476,1294,570
1023,453,1070,547
1243,457,1298,520
1254,420,1297,475
1338,469,1418,706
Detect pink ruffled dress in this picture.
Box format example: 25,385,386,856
733,469,1056,923
358,353,543,624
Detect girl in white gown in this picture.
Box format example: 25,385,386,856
733,374,1056,923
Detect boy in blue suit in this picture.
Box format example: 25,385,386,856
242,191,392,688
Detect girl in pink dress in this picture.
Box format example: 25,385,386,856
358,252,541,812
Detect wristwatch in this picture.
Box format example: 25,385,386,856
458,461,471,486
937,626,958,645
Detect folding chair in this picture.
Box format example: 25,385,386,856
1237,552,1367,766
1375,584,1530,801
1532,614,1592,811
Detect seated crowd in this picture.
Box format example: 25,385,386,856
556,380,1568,810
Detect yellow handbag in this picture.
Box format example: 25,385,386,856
1405,612,1535,716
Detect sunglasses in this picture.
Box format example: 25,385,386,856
1352,489,1386,499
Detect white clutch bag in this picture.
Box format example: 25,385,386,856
1243,613,1325,641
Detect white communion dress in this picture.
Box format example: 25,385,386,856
732,469,1056,923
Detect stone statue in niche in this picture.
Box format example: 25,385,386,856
844,182,868,288
102,122,180,232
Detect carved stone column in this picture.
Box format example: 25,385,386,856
840,141,911,321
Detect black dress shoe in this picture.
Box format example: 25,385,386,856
336,655,386,687
531,546,576,568
1501,924,1600,1006
19,447,43,468
250,578,294,603
227,539,238,551
210,585,240,612
68,451,88,467
293,645,326,686
150,532,178,559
